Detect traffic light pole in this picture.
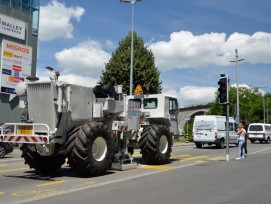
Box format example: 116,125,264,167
226,103,230,161
218,74,230,161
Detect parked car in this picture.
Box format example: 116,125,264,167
192,115,239,148
0,142,14,158
247,123,271,143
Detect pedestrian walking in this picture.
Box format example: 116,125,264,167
236,123,246,160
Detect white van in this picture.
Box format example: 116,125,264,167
247,123,271,143
192,115,239,148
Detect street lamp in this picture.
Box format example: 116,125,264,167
267,98,270,123
230,49,244,124
120,0,142,95
254,86,269,123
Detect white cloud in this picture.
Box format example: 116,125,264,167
162,85,217,107
55,40,111,77
148,31,271,70
178,86,217,107
39,0,85,41
58,74,99,87
37,73,98,88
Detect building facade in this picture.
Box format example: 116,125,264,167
0,0,39,123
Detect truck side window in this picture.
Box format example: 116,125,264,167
143,98,157,109
169,98,178,114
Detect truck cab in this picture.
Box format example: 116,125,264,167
124,94,179,135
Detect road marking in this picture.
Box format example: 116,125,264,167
171,154,191,159
0,164,8,167
207,157,225,161
249,147,271,155
12,189,64,197
0,192,5,195
0,168,28,173
0,158,23,163
10,162,200,204
180,155,209,161
140,165,174,170
36,180,66,187
72,181,96,188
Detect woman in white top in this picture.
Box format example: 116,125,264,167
236,123,246,160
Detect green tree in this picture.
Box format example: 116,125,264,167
208,86,269,124
100,32,162,94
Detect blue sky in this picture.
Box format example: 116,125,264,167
37,0,271,107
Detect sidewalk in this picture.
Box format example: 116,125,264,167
173,142,194,147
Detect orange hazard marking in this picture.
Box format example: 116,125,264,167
134,85,143,95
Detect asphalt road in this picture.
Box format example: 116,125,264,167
1,142,271,204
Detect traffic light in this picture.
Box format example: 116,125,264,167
217,75,229,104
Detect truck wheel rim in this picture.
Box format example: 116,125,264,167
92,137,107,162
159,135,168,154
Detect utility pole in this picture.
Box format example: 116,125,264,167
230,49,244,124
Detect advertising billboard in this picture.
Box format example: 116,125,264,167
0,40,32,95
0,13,26,40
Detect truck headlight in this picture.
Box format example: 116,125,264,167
21,113,28,121
15,81,27,96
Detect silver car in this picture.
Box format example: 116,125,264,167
0,142,14,158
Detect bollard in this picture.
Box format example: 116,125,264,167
185,134,189,143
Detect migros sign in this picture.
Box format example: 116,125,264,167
6,43,30,54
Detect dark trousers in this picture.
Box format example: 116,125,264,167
244,140,247,154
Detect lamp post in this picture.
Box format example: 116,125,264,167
120,0,142,95
267,98,270,123
254,86,269,123
230,49,244,124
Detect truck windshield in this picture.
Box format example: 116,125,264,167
194,121,214,130
249,125,263,131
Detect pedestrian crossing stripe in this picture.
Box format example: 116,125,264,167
206,157,225,161
180,155,209,161
140,165,174,170
0,168,28,173
36,180,66,187
0,164,8,167
170,154,191,159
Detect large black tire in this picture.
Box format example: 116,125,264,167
139,124,172,165
20,144,65,174
68,121,112,177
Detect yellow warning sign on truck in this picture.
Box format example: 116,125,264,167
134,84,143,95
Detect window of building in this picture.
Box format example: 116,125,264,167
0,0,40,36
